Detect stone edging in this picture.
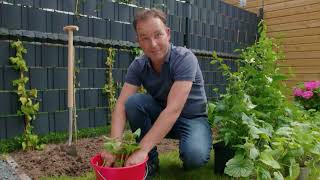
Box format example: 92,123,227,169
4,155,32,180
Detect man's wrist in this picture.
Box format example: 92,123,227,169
139,141,153,154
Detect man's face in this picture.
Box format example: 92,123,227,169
136,17,170,63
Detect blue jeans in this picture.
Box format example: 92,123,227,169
125,93,212,169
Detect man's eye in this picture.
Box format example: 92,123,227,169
142,37,149,41
155,33,162,38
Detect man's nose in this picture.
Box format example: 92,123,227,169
150,38,157,47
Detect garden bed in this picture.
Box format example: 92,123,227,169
10,136,178,179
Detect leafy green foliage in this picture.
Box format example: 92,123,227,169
19,125,44,150
292,122,320,178
103,129,141,167
209,21,320,178
10,40,42,151
131,47,142,58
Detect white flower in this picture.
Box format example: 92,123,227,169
265,75,273,83
245,58,255,63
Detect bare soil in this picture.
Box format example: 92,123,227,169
10,137,178,179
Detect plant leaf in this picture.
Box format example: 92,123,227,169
273,171,284,180
244,94,256,110
133,128,141,138
225,154,254,177
19,97,28,105
257,167,271,180
241,113,253,124
288,158,300,179
249,146,259,160
259,150,281,169
310,143,320,155
276,127,292,137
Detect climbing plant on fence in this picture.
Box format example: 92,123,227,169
9,40,43,150
103,47,117,115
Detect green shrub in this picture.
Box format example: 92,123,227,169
209,21,320,179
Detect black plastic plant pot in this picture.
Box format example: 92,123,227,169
213,142,235,175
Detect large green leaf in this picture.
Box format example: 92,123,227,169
225,155,254,177
259,150,281,169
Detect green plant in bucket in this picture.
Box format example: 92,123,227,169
103,129,141,167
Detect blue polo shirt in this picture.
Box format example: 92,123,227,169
125,45,207,118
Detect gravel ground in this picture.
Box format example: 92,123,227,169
0,159,20,180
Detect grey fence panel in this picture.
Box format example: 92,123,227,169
0,67,3,90
54,111,68,132
6,116,25,138
59,90,67,111
33,113,50,135
77,109,90,129
29,68,47,89
0,117,6,138
0,41,10,66
94,69,106,88
94,108,107,126
98,89,107,107
79,68,89,88
0,0,258,139
42,90,59,112
3,66,19,91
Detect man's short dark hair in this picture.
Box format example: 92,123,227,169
133,8,167,32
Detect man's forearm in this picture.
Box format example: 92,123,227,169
109,83,139,139
110,104,127,139
139,108,180,152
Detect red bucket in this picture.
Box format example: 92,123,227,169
90,154,148,180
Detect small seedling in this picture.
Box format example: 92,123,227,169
103,129,141,167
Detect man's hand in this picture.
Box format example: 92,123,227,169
125,149,148,167
101,151,116,167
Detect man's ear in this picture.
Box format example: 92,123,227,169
166,27,171,41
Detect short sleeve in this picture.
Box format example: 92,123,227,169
172,52,198,81
125,59,142,86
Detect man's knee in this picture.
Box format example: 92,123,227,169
180,144,211,169
125,93,143,110
124,94,143,127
